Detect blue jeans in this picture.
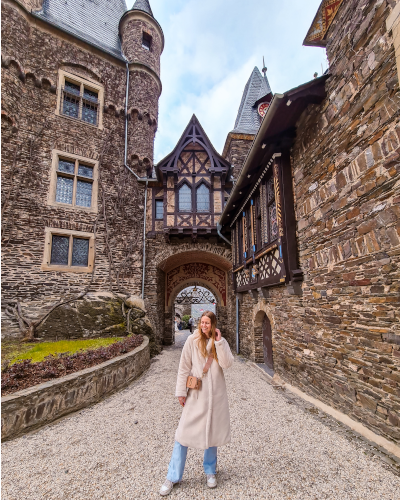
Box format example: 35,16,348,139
166,441,218,483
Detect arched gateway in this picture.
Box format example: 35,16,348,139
146,249,235,345
143,115,235,351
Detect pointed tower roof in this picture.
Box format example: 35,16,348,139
232,66,272,135
131,0,153,17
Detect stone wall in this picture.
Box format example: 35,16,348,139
222,133,254,180
1,336,150,441
1,2,159,339
236,0,400,444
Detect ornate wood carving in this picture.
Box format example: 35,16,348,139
231,150,300,292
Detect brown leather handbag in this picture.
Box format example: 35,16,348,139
186,355,214,390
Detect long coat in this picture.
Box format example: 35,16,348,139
175,331,234,450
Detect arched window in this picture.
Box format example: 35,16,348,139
179,184,192,212
196,184,210,212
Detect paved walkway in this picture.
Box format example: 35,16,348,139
2,330,400,500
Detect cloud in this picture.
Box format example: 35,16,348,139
127,0,327,162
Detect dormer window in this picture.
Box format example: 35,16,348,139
142,32,152,50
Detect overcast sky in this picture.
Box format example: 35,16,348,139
127,0,327,163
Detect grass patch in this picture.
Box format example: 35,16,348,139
10,337,123,365
1,340,37,369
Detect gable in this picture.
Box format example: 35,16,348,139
303,0,344,47
156,115,231,180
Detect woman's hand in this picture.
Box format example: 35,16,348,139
178,396,186,407
215,328,222,341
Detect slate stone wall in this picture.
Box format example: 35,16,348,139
223,134,254,180
237,0,400,443
1,2,159,338
121,17,163,76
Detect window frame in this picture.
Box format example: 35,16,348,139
142,31,152,51
264,172,278,244
56,70,104,129
42,227,95,273
196,182,211,213
155,199,164,220
178,183,192,213
48,150,99,213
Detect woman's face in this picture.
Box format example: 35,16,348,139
200,316,212,337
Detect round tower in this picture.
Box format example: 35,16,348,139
119,0,164,173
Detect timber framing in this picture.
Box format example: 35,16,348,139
221,75,329,295
153,115,233,241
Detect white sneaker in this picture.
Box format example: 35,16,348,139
160,479,175,496
206,474,217,488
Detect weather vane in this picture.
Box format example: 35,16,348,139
262,56,267,76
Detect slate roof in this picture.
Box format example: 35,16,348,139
34,0,128,58
131,0,153,17
232,67,272,135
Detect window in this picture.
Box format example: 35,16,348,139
196,184,210,212
56,70,103,129
42,228,95,273
142,32,152,50
51,235,89,267
55,158,93,207
155,199,164,220
265,176,278,243
48,151,98,212
179,184,192,212
62,81,98,125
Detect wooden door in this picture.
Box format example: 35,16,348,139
262,314,273,370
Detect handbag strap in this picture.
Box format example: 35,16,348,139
202,354,214,376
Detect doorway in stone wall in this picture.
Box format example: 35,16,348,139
254,310,274,376
262,314,274,371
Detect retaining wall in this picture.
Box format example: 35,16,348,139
1,336,150,441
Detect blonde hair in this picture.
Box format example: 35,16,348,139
197,311,218,362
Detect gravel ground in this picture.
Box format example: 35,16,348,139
2,330,400,500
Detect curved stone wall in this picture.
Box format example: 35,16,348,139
1,336,150,442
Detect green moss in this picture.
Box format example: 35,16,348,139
1,341,37,370
10,337,123,365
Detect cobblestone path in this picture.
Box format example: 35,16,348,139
2,331,400,500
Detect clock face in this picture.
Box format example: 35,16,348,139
258,102,270,118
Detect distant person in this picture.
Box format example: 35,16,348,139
188,316,194,333
160,311,234,496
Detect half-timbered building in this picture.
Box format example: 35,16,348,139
223,76,328,299
151,115,233,241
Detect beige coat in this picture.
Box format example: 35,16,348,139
175,331,234,450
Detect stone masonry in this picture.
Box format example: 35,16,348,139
1,0,162,341
231,0,400,445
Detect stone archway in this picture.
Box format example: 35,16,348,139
144,243,233,349
170,282,219,343
164,261,228,345
252,301,276,364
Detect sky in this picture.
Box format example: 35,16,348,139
127,0,327,163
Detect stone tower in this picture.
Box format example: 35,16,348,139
223,66,272,180
119,0,164,175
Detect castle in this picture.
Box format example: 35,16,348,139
2,0,400,445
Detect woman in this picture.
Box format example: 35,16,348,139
160,311,234,496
